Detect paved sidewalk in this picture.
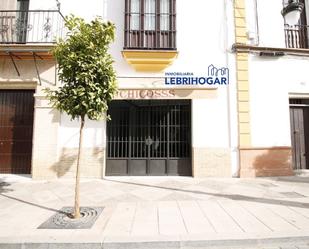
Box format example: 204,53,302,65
1,175,309,248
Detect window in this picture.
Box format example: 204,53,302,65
284,0,309,48
124,0,176,50
17,0,30,11
16,0,30,43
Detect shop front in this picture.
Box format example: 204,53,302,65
106,99,192,176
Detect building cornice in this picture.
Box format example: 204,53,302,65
0,44,55,60
233,43,309,57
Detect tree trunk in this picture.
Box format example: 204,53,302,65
74,115,85,219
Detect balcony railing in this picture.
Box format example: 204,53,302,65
124,30,176,50
285,24,309,49
0,10,65,44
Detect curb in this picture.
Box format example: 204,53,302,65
1,236,309,249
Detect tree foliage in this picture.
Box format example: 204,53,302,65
45,15,117,219
46,15,117,121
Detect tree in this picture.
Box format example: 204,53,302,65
45,16,117,219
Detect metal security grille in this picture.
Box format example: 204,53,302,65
106,100,191,176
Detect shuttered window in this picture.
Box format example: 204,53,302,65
124,0,176,50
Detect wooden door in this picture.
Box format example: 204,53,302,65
290,99,309,170
0,90,35,174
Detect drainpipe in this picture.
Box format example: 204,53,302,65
253,0,260,45
247,0,260,45
225,0,240,177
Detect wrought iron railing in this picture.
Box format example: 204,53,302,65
285,24,309,49
0,10,65,44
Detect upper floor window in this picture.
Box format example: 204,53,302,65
284,0,309,48
124,0,176,50
17,0,30,11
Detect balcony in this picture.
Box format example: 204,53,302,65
122,29,178,72
124,30,176,50
122,0,178,72
0,10,65,44
285,24,309,49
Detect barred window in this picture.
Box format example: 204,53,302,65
124,0,176,50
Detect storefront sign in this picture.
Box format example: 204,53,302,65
115,89,176,99
165,65,229,86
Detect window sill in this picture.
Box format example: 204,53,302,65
122,50,178,72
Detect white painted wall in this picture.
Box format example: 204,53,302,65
28,0,106,151
29,0,104,21
245,0,309,149
0,0,17,10
192,88,230,149
249,55,309,148
28,0,236,89
245,0,259,45
58,114,106,149
105,0,233,79
104,0,236,151
22,0,309,175
246,0,285,48
29,0,55,10
28,0,236,152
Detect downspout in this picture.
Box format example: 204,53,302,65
225,0,240,177
254,0,260,45
246,0,260,45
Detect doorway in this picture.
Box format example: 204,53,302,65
106,100,192,176
290,98,309,170
0,90,35,174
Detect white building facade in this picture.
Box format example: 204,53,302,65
0,0,307,178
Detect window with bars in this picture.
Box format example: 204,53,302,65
124,0,176,50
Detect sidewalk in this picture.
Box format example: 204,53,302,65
1,175,309,248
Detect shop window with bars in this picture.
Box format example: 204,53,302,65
124,0,176,50
106,100,191,176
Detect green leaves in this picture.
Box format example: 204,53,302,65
45,15,117,121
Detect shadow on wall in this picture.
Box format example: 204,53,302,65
252,148,293,177
49,109,60,123
50,148,104,178
50,148,77,178
0,60,57,86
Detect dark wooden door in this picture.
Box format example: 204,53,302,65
106,100,192,176
0,90,35,174
290,99,309,170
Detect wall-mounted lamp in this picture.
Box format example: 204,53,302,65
281,0,304,26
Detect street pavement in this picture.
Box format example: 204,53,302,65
1,174,309,248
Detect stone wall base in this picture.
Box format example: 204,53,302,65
239,147,294,177
33,147,105,179
192,148,231,177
